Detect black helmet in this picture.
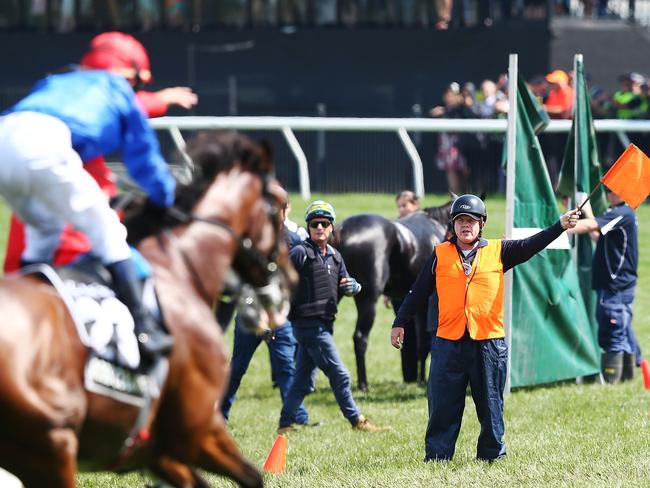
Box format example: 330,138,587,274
450,194,487,223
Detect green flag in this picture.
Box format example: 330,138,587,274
556,58,608,215
556,57,607,337
510,74,600,387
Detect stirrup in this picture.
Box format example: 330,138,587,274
137,330,174,357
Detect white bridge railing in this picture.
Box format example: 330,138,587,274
150,116,650,200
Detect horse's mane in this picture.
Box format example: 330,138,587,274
124,131,273,244
422,202,453,224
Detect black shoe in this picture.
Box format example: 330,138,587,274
478,454,506,463
424,456,451,463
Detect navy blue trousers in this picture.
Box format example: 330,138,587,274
280,324,360,428
597,287,642,364
221,318,309,424
425,334,507,461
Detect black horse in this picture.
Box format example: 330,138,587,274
333,200,452,392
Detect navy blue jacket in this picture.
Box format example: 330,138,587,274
289,239,350,327
593,203,638,292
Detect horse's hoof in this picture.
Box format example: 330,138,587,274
358,383,369,393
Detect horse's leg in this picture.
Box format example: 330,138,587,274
189,470,212,488
0,428,77,488
353,292,378,392
392,297,418,383
150,455,202,488
195,418,262,488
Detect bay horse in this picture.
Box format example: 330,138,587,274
0,132,294,487
333,201,452,392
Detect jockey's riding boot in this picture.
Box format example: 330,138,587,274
107,259,174,360
19,259,41,268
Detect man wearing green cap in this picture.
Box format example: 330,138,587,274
278,200,383,433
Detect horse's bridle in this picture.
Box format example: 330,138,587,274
165,173,283,301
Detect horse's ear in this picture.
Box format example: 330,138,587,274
259,140,275,173
449,191,459,200
479,191,487,200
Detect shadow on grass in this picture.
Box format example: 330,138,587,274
511,373,601,394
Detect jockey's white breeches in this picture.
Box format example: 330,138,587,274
0,111,131,264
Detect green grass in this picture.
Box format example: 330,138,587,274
1,194,648,487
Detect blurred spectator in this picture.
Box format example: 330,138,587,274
475,79,508,118
399,0,432,25
528,74,548,105
597,0,609,17
543,69,573,187
581,0,595,17
585,73,615,166
139,0,162,30
554,0,570,15
475,79,508,193
435,0,452,29
524,0,548,18
165,0,185,26
314,0,337,25
496,72,509,97
58,0,75,31
612,72,647,120
251,0,277,25
431,83,474,194
396,190,421,218
612,72,649,156
461,82,476,110
459,81,484,193
278,0,307,24
543,69,573,119
585,74,611,118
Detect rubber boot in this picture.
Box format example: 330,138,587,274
107,259,174,361
601,352,623,384
621,353,636,382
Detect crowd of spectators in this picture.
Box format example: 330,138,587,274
0,0,579,31
429,67,650,195
429,76,509,195
0,1,638,31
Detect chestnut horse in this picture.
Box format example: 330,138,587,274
0,132,294,487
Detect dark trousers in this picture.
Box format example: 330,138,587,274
597,287,642,364
425,334,507,461
221,318,309,424
280,323,360,428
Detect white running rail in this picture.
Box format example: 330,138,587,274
150,116,650,200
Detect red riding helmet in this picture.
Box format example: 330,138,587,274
80,32,152,84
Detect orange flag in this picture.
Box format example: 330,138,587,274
602,144,650,208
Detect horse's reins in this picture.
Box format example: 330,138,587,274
163,173,282,302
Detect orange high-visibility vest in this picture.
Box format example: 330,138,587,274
435,240,505,340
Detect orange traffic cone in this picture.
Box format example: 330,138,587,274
640,359,650,390
263,435,287,473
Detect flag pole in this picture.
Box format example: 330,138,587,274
577,180,604,212
504,53,518,394
572,54,581,265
